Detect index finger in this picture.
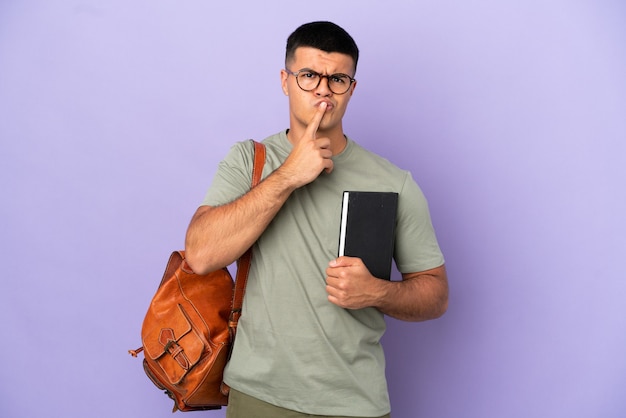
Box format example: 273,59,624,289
306,102,327,138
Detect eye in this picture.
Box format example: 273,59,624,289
300,71,318,79
330,74,349,84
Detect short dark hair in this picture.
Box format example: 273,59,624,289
285,21,359,74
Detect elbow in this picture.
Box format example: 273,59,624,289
184,249,211,276
419,286,448,322
432,268,449,319
412,298,447,322
433,283,449,319
433,297,449,319
184,234,214,276
184,239,231,276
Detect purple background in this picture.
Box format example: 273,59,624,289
1,1,625,417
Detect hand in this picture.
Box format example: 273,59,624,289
325,256,384,310
281,102,334,188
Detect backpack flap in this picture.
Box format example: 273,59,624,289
142,304,205,385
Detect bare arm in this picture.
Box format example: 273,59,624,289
326,258,448,322
185,169,296,274
377,265,448,321
185,103,333,274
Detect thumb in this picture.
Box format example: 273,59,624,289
329,256,351,267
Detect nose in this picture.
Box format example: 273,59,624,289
314,75,333,96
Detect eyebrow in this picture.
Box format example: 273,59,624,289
297,68,352,77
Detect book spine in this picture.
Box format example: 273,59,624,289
338,191,350,256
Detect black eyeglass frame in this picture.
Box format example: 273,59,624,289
285,68,356,95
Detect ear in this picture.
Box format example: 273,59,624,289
349,79,357,97
280,69,289,96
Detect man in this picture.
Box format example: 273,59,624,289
185,21,448,418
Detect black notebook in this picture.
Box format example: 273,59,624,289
338,191,399,280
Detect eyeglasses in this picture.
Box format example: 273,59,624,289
285,68,355,95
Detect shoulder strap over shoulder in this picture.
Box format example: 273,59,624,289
229,140,266,338
251,140,265,188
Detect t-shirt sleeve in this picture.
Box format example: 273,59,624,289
201,140,256,207
393,172,445,273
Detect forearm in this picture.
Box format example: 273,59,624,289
375,265,449,322
185,168,297,274
186,108,336,274
326,259,448,322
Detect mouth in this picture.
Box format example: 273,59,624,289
316,100,334,111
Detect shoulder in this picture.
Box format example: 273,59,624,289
221,131,284,168
342,138,412,186
347,139,406,170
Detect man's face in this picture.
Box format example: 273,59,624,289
281,46,357,136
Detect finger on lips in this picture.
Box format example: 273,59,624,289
308,102,327,137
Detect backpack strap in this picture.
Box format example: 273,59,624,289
228,140,266,338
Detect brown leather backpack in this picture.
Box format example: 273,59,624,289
129,141,265,412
